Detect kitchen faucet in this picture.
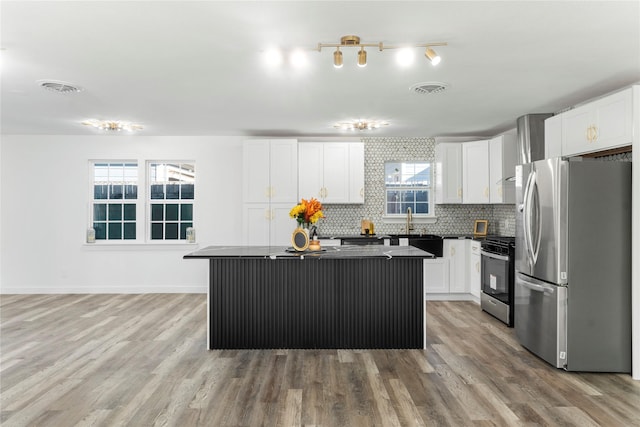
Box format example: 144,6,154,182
406,207,413,234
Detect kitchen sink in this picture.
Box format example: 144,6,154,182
386,234,444,257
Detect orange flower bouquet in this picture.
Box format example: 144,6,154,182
289,198,324,228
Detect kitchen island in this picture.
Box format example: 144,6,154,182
184,245,433,350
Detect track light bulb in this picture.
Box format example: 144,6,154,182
357,48,367,67
425,48,441,65
333,48,343,68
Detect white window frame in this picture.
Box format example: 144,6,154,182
87,160,196,245
382,160,436,224
147,161,196,242
89,161,141,242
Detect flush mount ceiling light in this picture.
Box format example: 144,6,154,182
318,35,446,68
82,119,143,132
334,120,389,131
37,79,84,94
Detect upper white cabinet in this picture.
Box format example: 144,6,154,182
243,139,298,203
489,132,517,204
544,114,563,159
435,143,463,204
299,142,364,204
462,140,490,204
561,87,633,157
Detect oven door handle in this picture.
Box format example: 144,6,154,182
480,250,510,262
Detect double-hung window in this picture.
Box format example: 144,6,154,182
384,161,433,217
89,161,195,242
148,162,195,241
91,162,138,240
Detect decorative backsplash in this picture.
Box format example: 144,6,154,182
316,137,517,237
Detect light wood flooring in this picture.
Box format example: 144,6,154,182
1,294,639,426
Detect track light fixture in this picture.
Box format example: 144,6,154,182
317,35,446,68
424,47,441,65
333,48,343,68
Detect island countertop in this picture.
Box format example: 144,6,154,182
183,244,434,259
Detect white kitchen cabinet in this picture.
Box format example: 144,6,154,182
243,139,298,203
435,143,463,204
544,114,562,159
243,139,298,246
467,240,481,299
423,258,449,295
462,140,490,204
561,87,633,157
298,142,364,204
489,133,517,204
445,239,468,293
242,203,293,246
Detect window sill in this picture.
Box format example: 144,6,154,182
382,216,437,225
83,242,199,250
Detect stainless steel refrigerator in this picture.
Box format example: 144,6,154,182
515,158,631,372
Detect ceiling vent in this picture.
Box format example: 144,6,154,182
410,82,449,95
37,80,83,94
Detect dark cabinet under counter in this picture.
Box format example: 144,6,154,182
184,246,431,349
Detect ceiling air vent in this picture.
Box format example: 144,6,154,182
410,82,449,95
36,80,83,94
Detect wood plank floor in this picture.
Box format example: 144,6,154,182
1,294,639,426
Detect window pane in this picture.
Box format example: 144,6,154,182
124,184,137,199
415,190,428,202
108,223,122,239
181,204,193,221
151,204,163,221
94,185,108,199
93,222,106,240
108,204,122,221
94,204,107,221
110,184,123,199
165,223,179,239
151,184,164,199
181,184,194,199
123,223,136,239
415,203,429,214
165,204,179,221
151,223,163,240
180,223,193,240
166,184,180,199
123,204,136,220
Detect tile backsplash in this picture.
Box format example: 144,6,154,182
315,137,517,237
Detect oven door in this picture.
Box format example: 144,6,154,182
481,250,510,303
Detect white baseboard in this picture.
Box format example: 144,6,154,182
0,285,207,294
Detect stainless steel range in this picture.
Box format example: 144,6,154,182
480,236,515,326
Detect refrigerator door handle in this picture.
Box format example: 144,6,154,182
522,170,537,266
518,276,556,295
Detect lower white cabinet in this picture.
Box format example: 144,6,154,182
243,203,293,246
467,240,481,299
423,258,449,295
446,239,468,293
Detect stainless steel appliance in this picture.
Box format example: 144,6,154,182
515,158,632,372
480,236,515,326
516,113,552,164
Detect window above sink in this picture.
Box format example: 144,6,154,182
383,161,435,223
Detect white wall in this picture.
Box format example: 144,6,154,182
0,135,244,293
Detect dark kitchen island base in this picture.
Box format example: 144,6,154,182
185,246,430,349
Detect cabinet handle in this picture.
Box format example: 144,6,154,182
484,187,489,197
451,247,455,256
592,125,598,142
324,187,328,198
264,209,271,220
360,188,364,198
476,262,480,273
270,186,275,198
265,187,271,198
457,188,462,198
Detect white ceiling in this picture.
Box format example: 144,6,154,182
2,1,639,138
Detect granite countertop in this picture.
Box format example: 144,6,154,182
184,245,435,259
